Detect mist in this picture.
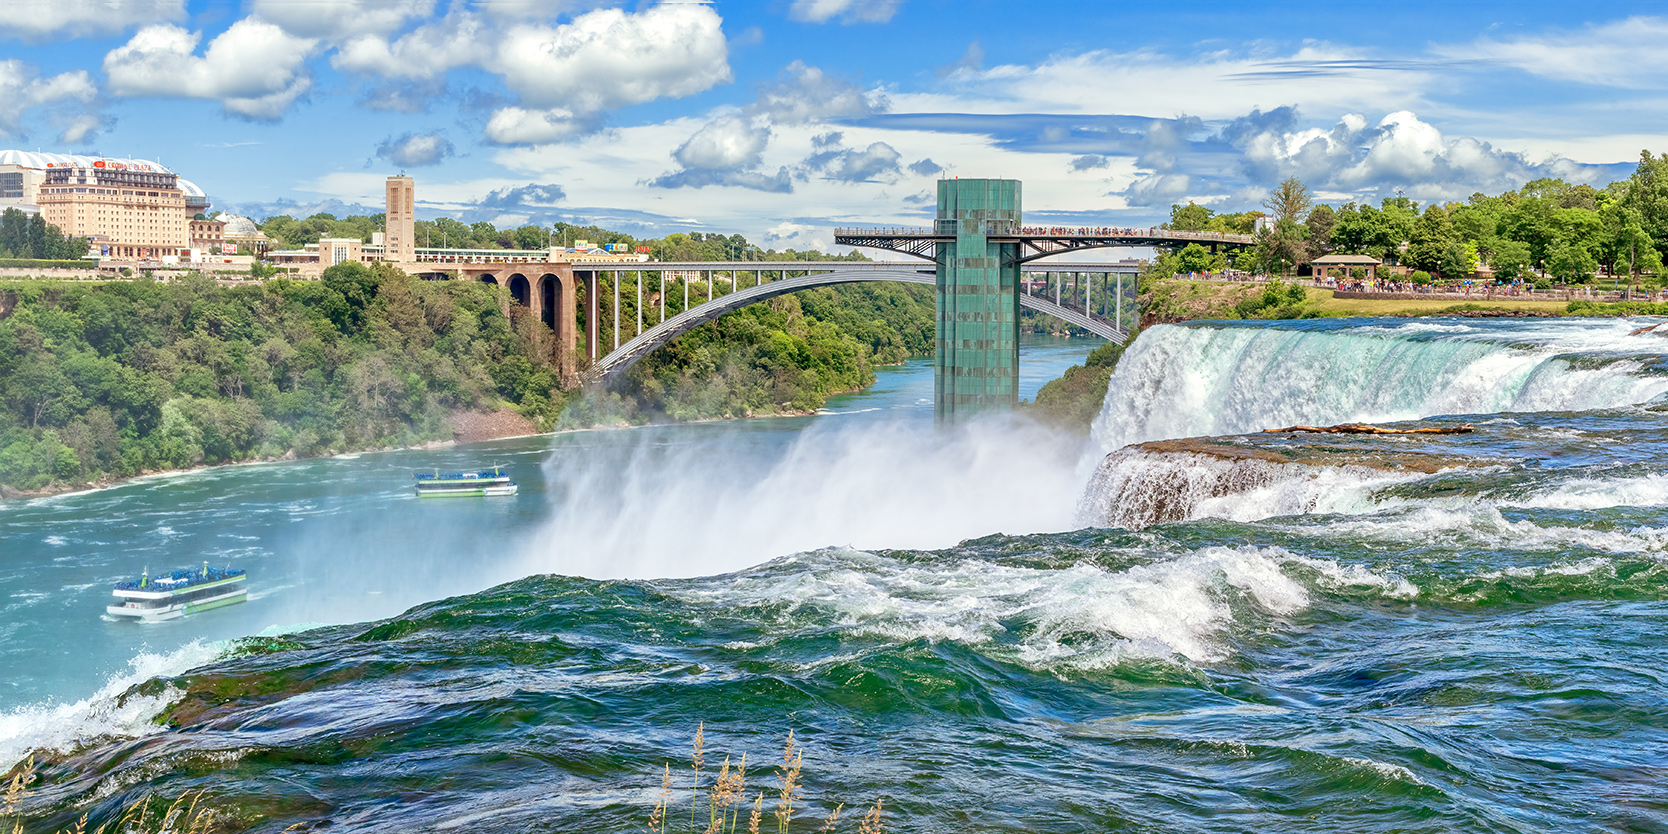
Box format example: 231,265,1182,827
503,412,1093,581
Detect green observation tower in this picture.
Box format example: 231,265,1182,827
935,178,1023,422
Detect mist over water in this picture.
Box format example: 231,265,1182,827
512,414,1086,580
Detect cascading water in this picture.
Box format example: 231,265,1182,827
1079,317,1668,529
1090,317,1668,454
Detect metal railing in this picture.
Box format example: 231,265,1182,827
835,226,1254,243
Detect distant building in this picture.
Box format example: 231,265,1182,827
0,150,211,261
1311,253,1380,282
216,213,272,256
190,217,228,252
385,175,415,262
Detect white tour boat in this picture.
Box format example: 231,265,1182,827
108,563,248,621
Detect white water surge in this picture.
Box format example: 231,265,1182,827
1091,318,1668,454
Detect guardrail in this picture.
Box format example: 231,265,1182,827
835,226,1254,243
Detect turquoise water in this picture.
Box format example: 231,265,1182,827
4,323,1668,832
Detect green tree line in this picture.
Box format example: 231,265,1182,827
1155,151,1668,290
0,208,88,261
0,263,563,494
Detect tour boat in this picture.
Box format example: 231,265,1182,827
108,563,248,621
413,466,518,497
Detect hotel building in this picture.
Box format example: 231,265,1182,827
0,150,209,260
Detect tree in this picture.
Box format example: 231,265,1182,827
1441,241,1477,279
27,213,48,259
1405,205,1458,275
1304,204,1335,262
0,208,26,256
1168,202,1215,231
1490,239,1532,282
1624,150,1668,263
1548,240,1598,283
1262,177,1313,223
1173,243,1213,274
1258,218,1309,276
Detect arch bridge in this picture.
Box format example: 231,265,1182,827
577,261,1137,386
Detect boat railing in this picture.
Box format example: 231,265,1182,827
114,567,244,592
413,467,510,481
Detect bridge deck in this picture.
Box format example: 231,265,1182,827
834,226,1254,263
571,261,1142,273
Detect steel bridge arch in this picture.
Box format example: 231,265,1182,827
582,268,1129,386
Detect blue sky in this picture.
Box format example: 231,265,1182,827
5,0,1668,249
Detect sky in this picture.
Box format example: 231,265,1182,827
5,0,1668,250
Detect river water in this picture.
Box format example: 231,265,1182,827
3,322,1667,833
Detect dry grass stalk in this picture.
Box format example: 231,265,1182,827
691,722,706,833
646,763,671,834
708,753,748,834
857,799,883,834
773,732,802,834
816,803,842,833
748,794,763,834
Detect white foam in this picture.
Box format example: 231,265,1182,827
1300,505,1668,554
1510,473,1668,511
1342,756,1424,784
686,546,1407,670
0,641,224,770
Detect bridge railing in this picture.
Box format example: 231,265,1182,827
834,226,1254,243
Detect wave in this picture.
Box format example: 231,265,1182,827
1091,318,1668,453
0,641,222,771
689,545,1410,669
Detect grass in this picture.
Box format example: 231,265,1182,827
3,726,885,834
3,757,227,834
649,725,884,834
1305,289,1570,317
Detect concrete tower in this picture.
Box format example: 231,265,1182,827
384,175,415,262
934,178,1022,421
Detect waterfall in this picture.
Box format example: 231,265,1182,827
1090,318,1668,455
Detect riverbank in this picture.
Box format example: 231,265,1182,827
0,408,537,502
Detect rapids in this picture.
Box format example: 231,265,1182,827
2,320,1667,833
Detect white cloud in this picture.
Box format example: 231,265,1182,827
250,0,436,38
803,139,903,183
331,12,483,80
56,113,106,144
484,107,588,145
788,0,901,24
376,131,455,167
672,116,771,172
0,60,99,139
1448,16,1668,89
1221,109,1595,201
905,45,1431,121
103,20,318,119
330,3,730,145
648,116,791,191
754,60,887,124
490,4,730,112
0,0,183,40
